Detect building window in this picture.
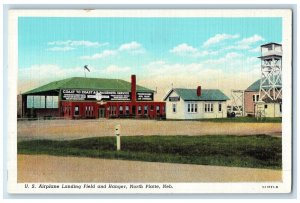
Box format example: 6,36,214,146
40,96,45,108
85,106,88,116
91,106,93,116
144,106,148,115
110,106,117,115
112,106,116,115
27,96,34,108
119,106,123,115
253,94,259,102
172,103,176,113
156,106,160,114
218,103,222,112
265,104,268,109
125,105,129,114
46,96,53,108
187,103,198,113
205,103,214,113
74,106,79,116
27,96,57,108
33,96,41,108
27,95,47,108
138,106,142,114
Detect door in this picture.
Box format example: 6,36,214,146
132,106,136,116
98,107,105,118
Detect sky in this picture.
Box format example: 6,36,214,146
18,17,282,100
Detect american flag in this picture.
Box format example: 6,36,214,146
84,65,90,72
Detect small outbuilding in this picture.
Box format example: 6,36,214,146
244,79,260,117
163,86,230,119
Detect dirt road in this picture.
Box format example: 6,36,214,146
17,119,281,141
18,155,281,183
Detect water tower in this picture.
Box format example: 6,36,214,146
258,43,282,101
255,43,282,118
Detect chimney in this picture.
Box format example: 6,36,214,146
131,75,136,102
197,86,201,96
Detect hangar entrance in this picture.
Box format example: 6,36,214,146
98,107,106,118
132,106,136,116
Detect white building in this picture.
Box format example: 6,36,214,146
163,86,230,119
255,98,282,118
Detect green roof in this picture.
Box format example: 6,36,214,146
23,77,153,95
245,79,260,92
166,88,229,101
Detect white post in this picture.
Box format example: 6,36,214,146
115,124,121,151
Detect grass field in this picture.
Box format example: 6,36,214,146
18,134,281,169
167,117,282,123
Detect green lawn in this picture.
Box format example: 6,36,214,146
167,117,282,123
18,135,282,169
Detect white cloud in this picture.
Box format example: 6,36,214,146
203,34,239,47
200,50,219,56
119,41,141,51
170,43,198,54
118,41,145,54
19,64,67,80
249,46,261,53
237,35,264,47
81,41,145,59
140,60,260,100
18,64,69,93
48,40,107,47
170,43,218,57
224,35,265,51
202,52,261,74
203,52,243,65
143,60,202,76
101,65,131,74
47,40,108,52
47,46,75,52
80,50,117,60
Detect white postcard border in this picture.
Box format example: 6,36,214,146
7,9,292,194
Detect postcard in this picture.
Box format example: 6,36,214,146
7,9,292,194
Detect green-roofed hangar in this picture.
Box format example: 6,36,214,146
163,86,230,119
21,75,165,119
